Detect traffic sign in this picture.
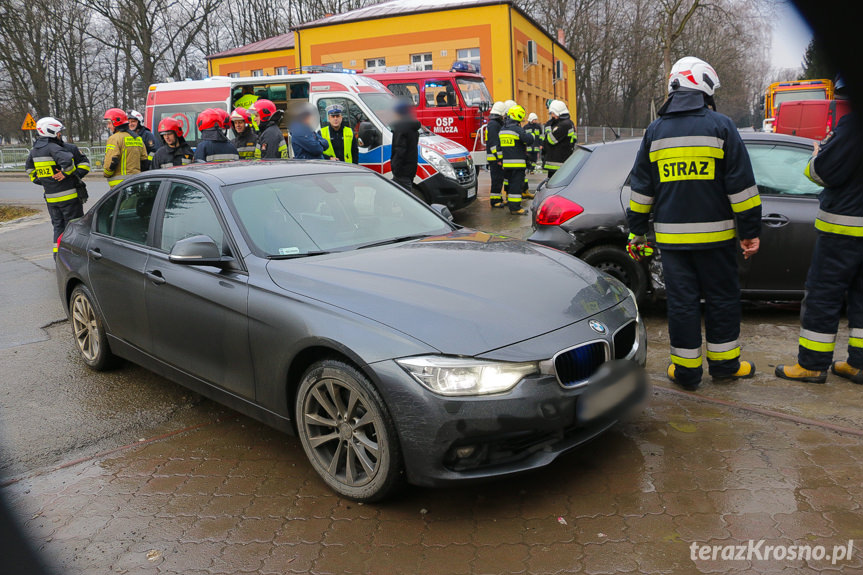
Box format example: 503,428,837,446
21,113,37,130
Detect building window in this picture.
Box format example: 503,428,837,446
457,48,481,67
252,69,264,77
365,57,386,69
411,53,433,70
275,66,288,75
228,72,240,78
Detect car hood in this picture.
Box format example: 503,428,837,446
266,230,630,356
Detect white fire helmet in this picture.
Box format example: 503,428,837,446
668,57,720,96
36,117,64,138
527,112,538,123
490,101,507,116
504,99,517,112
548,100,570,117
128,110,145,124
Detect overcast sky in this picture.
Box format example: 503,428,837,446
770,0,812,70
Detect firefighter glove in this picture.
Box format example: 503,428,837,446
626,233,654,262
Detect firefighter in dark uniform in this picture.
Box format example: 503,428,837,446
776,80,863,385
128,110,158,169
25,117,87,255
252,99,289,159
498,104,533,215
626,56,762,390
319,104,359,164
193,109,239,162
486,101,506,207
230,108,258,159
542,100,576,176
152,117,194,168
525,112,543,173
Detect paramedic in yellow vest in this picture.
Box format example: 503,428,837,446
102,108,146,187
319,104,359,164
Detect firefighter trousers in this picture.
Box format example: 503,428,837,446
503,168,525,212
489,162,504,206
798,233,863,370
661,244,742,385
47,198,84,253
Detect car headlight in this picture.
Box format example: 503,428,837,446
420,147,457,180
396,356,539,396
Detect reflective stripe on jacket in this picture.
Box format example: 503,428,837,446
25,137,79,202
804,112,863,237
626,90,761,250
232,129,258,159
103,128,146,187
498,119,533,169
194,129,240,163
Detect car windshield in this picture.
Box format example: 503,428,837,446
226,172,453,257
456,77,491,107
547,147,592,188
359,92,398,127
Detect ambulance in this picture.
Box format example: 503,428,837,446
144,73,477,210
366,63,491,170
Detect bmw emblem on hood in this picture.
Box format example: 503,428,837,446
589,320,607,334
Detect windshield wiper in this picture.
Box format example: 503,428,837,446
266,251,331,260
355,234,432,250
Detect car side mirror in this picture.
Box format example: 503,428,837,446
169,235,225,266
358,121,381,149
430,203,454,221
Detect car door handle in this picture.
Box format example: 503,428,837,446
762,213,790,228
87,248,102,260
145,270,166,285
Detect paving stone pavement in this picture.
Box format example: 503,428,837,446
5,388,863,574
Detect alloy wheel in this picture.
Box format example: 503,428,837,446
302,378,383,487
71,293,100,361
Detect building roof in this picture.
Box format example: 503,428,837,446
294,0,575,62
297,0,509,28
206,32,295,60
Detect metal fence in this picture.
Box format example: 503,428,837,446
577,126,645,145
0,146,106,172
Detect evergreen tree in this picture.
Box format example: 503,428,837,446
800,38,835,80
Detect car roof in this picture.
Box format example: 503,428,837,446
146,160,368,186
583,130,814,152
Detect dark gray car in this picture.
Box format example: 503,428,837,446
528,133,822,301
56,161,646,501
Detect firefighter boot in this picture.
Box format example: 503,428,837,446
667,364,700,391
510,209,527,215
522,190,535,200
713,360,756,381
775,363,828,384
831,361,863,384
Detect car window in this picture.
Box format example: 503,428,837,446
227,173,452,257
387,83,420,106
745,143,823,197
95,191,119,234
424,80,456,108
111,181,161,245
547,147,592,188
159,182,225,253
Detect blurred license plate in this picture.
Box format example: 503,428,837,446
577,371,638,422
467,186,477,198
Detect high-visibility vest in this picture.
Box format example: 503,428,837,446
321,126,354,164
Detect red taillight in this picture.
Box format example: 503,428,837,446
536,195,584,225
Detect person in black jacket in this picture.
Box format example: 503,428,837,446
542,100,576,176
626,57,761,391
25,117,87,255
776,80,863,385
498,105,533,215
230,108,258,159
253,99,290,159
152,117,194,168
193,109,239,163
390,99,420,191
486,101,506,207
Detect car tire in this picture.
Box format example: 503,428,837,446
295,359,404,502
581,244,649,303
69,284,120,371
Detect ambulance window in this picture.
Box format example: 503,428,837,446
425,80,457,108
290,83,309,100
316,98,369,132
388,83,420,106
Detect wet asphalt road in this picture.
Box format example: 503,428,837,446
1,171,862,574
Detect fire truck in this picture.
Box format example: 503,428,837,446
763,79,834,132
144,72,477,210
366,63,491,170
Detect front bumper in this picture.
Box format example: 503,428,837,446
417,169,477,211
369,307,648,487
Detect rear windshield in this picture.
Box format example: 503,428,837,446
547,147,592,188
774,89,827,107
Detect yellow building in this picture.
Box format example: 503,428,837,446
206,0,577,121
